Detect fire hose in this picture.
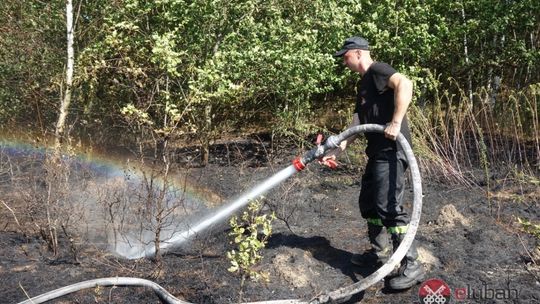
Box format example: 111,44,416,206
17,124,422,304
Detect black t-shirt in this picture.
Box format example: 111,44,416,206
354,62,412,158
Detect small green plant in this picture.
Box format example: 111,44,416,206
517,217,540,263
518,218,540,240
510,167,540,186
227,198,276,291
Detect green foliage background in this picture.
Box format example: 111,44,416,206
0,0,538,155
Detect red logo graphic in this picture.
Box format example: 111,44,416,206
418,278,452,304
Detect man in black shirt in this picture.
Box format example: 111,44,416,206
322,36,425,290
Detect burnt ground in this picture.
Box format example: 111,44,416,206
1,138,539,304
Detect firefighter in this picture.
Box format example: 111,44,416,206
322,36,426,290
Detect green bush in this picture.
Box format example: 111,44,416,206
226,199,276,282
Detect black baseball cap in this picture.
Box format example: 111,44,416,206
334,36,370,57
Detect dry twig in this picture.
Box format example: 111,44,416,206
1,199,21,227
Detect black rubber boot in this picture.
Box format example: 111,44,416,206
387,233,426,290
351,224,391,266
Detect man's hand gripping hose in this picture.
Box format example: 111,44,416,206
316,134,338,169
292,134,340,171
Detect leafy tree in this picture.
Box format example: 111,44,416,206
0,1,65,128
1,0,538,169
78,0,361,162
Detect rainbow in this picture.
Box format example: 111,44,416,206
0,136,222,257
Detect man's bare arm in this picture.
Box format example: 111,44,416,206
385,73,413,140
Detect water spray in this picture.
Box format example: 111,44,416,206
17,124,423,304
123,165,299,259
124,133,339,259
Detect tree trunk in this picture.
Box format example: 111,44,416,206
201,104,212,166
55,0,74,150
460,1,473,103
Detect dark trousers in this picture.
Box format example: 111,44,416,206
359,151,410,231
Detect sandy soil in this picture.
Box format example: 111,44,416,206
1,138,539,304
